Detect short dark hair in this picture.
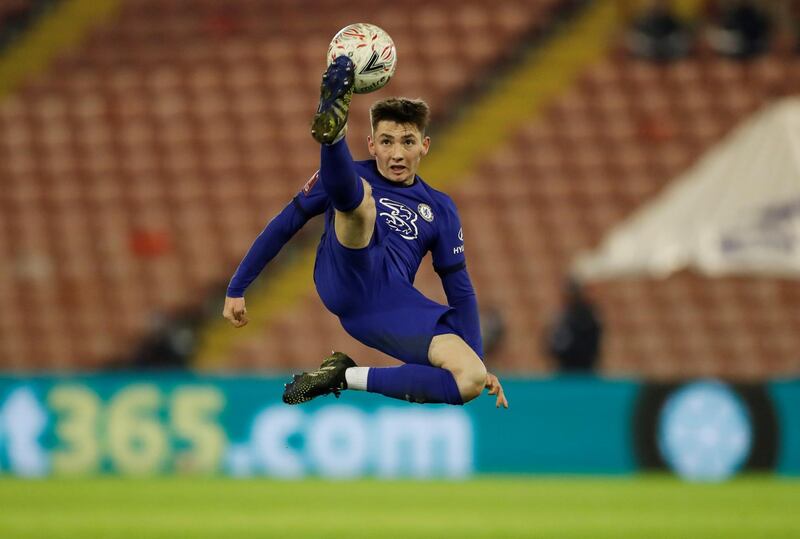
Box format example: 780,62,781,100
369,97,430,135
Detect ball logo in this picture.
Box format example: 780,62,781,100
379,198,418,240
418,204,434,223
359,51,388,74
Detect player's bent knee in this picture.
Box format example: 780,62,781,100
457,361,486,403
428,333,486,402
447,356,485,403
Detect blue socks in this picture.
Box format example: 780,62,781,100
367,364,464,405
320,139,364,212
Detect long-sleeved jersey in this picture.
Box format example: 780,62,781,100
228,159,483,362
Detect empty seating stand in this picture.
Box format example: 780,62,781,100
0,0,563,369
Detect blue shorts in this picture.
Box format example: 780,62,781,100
313,230,459,365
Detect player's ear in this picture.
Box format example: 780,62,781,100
421,136,431,156
367,135,376,157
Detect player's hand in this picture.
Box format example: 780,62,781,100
223,296,249,328
485,372,508,409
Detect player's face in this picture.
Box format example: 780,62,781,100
368,121,430,186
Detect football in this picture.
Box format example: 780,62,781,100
326,23,397,94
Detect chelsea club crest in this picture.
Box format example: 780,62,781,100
417,203,434,222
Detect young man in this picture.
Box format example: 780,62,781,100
224,56,508,408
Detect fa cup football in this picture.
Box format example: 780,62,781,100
327,23,397,94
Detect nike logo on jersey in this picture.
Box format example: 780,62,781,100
302,171,319,196
378,198,419,240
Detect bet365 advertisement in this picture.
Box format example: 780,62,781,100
0,375,796,478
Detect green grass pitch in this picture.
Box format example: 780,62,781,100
1,476,797,538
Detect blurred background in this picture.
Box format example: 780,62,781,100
0,0,798,532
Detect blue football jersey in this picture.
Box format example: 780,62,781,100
228,157,483,363
296,160,467,282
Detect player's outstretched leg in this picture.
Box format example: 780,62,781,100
282,351,357,405
311,55,373,248
311,56,355,145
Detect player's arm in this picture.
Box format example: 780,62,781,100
436,266,483,357
431,196,510,408
224,172,327,328
431,197,484,358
